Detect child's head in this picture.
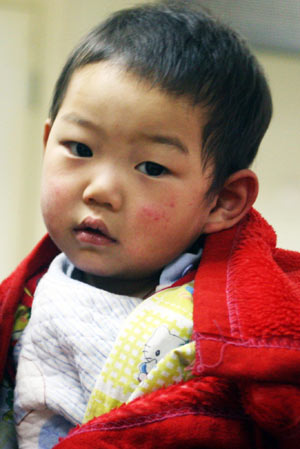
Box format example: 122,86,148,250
41,1,272,295
49,0,272,196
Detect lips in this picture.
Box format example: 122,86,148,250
74,217,116,246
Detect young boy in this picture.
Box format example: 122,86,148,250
1,1,300,448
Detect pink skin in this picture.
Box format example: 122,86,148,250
140,206,170,223
41,62,217,297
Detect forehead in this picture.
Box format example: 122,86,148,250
55,62,208,165
61,62,203,124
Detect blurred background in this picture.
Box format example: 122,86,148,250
1,0,299,280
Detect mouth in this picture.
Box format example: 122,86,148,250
74,217,117,246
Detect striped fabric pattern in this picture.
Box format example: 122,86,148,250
14,253,142,426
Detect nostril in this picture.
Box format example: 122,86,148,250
83,194,97,206
82,179,122,211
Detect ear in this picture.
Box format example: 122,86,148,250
203,169,258,234
43,118,52,152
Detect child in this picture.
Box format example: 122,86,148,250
1,1,300,448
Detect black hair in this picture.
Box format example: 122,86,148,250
49,0,272,195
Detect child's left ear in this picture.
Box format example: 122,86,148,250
43,118,52,152
203,169,258,234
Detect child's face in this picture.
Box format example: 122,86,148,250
41,62,216,290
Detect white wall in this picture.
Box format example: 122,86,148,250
254,51,300,252
0,5,33,279
1,0,299,280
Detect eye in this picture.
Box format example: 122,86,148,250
68,142,93,158
136,161,168,177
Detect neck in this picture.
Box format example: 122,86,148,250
82,273,160,299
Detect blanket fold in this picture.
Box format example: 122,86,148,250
54,377,256,449
193,210,300,383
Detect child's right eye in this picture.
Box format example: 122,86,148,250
67,142,93,158
136,161,168,177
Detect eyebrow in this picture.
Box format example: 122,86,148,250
140,133,189,154
61,113,102,133
61,112,188,154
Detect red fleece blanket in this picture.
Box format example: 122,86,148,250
1,209,300,448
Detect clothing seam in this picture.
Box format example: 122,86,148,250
194,332,300,350
64,406,249,437
225,218,246,339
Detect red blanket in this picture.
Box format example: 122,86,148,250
1,209,300,448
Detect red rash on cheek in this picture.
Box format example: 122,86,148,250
167,201,176,208
139,206,170,223
138,199,177,224
42,182,65,217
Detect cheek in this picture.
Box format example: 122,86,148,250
140,207,165,222
41,178,68,229
137,203,176,225
128,205,173,259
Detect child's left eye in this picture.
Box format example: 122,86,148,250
67,142,93,158
136,161,168,177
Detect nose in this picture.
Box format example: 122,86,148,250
82,165,123,211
